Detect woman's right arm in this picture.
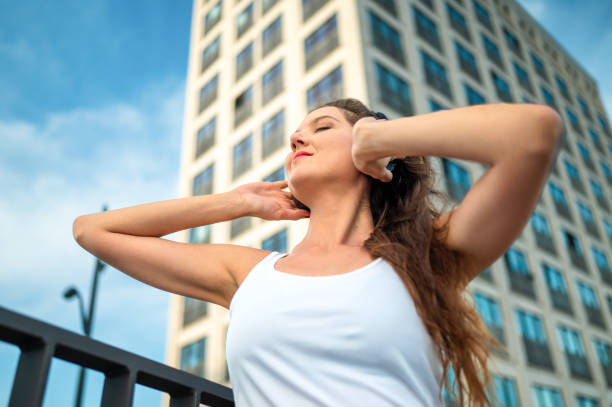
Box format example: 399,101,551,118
72,181,309,309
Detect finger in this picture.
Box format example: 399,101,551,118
380,170,393,183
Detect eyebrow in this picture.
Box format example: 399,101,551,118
294,115,340,134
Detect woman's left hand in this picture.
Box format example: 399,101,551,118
351,116,395,183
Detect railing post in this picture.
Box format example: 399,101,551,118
101,368,136,407
9,340,55,407
170,390,199,407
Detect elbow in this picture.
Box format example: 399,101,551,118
73,215,93,243
529,105,565,157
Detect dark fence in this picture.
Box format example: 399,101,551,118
0,306,234,407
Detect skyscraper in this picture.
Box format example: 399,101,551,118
164,0,612,405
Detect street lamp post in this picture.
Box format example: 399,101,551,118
63,203,108,407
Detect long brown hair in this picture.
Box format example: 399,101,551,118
295,98,504,406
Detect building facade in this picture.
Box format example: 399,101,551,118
164,0,612,405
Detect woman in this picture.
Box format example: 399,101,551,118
73,98,563,406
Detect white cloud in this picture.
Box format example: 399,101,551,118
0,77,185,330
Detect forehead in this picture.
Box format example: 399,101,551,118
295,107,345,132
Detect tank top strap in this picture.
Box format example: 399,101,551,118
229,251,286,314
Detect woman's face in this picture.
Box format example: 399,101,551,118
284,107,364,201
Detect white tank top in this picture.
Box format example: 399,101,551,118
226,251,444,406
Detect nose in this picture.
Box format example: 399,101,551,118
290,131,306,151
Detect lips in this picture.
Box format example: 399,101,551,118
293,151,312,161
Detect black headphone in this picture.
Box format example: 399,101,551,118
370,111,397,171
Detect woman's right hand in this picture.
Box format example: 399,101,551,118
231,180,310,221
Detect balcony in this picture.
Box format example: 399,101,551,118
584,304,606,329
565,352,592,382
0,306,234,407
507,270,536,300
549,290,573,316
522,337,554,370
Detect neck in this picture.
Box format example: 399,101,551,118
293,182,374,255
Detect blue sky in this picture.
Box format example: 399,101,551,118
0,1,611,406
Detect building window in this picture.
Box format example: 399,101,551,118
577,143,594,171
421,49,453,100
464,83,485,105
189,225,212,244
232,134,253,180
557,325,592,381
374,61,414,117
198,74,219,114
591,246,612,285
592,339,612,387
566,108,583,135
605,219,612,244
530,51,548,82
236,2,254,39
531,385,563,406
447,3,471,42
530,211,555,254
413,6,442,52
302,0,329,22
472,0,493,33
562,228,588,272
577,280,603,316
230,217,252,238
263,165,285,182
193,164,214,196
442,158,471,201
490,71,512,103
515,309,553,369
540,85,557,111
455,41,480,82
183,297,208,326
481,33,504,71
234,85,253,128
429,98,447,112
542,263,573,315
204,1,222,36
548,181,572,221
505,247,536,298
262,0,279,14
589,178,609,211
577,96,592,120
180,337,206,377
597,113,610,136
503,27,522,59
201,35,221,74
306,65,343,112
577,201,599,239
490,375,519,407
601,161,612,186
474,293,505,345
262,15,282,57
555,75,571,102
564,159,584,194
262,228,288,252
373,0,397,14
513,61,533,94
195,116,216,159
369,11,405,66
236,42,254,81
418,0,434,11
262,109,285,159
576,395,600,407
304,14,339,71
262,59,284,105
589,128,603,153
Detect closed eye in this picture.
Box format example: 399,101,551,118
316,126,330,132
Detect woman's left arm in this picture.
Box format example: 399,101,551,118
353,103,564,285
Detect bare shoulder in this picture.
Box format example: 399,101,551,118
222,245,274,288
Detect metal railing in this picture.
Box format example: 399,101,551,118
0,306,234,407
